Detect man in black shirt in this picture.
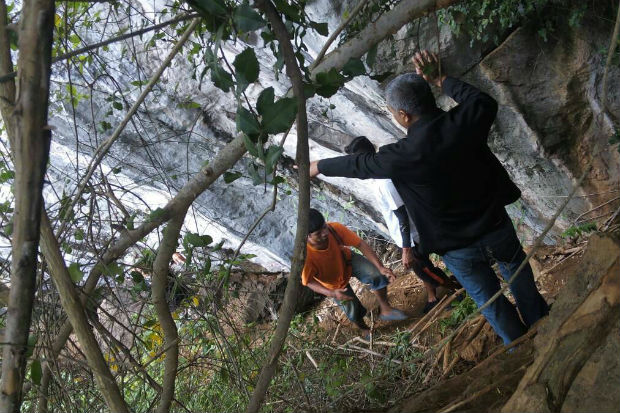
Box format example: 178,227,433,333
308,50,548,345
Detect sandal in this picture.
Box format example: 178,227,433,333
379,309,408,321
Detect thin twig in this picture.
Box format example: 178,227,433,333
572,196,620,225
0,13,199,83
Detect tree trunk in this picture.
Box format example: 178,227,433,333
0,1,54,412
502,233,620,413
245,2,310,412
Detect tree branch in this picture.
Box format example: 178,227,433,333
39,211,129,413
246,1,310,411
152,213,185,413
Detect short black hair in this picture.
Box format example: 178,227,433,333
344,136,375,155
308,208,325,234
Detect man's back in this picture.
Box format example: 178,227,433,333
319,77,520,254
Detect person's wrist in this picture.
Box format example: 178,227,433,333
437,75,447,88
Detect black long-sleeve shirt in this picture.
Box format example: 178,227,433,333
318,77,520,255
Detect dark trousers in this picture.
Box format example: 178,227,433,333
442,213,549,344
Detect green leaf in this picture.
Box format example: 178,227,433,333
31,360,42,385
256,87,275,116
148,208,166,222
102,262,123,278
223,171,242,184
247,163,262,185
68,263,84,283
26,335,37,358
234,4,266,32
185,232,213,247
0,169,15,183
130,270,145,283
273,0,301,23
315,68,346,98
189,0,228,17
270,175,286,185
130,79,149,87
178,101,202,109
310,21,329,36
264,145,284,174
243,133,259,157
302,82,316,99
261,97,297,134
233,47,259,91
75,229,84,241
211,65,234,92
342,58,366,77
236,106,261,136
366,44,378,68
211,240,225,251
112,101,123,110
203,255,212,275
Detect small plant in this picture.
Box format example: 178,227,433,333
440,295,477,334
561,222,597,238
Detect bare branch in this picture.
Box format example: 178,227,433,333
152,214,185,413
39,212,129,413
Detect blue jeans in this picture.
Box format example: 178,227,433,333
442,213,548,344
334,253,390,325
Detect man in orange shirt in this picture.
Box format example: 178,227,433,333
302,208,407,336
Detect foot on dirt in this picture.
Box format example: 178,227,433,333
360,329,371,340
423,299,439,314
379,308,408,321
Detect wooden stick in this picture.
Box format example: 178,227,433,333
331,323,340,344
305,351,318,370
441,354,461,379
442,339,451,373
346,345,403,364
410,289,465,341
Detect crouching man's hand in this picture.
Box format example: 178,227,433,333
379,266,396,284
332,288,353,301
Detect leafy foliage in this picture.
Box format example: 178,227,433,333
561,222,597,239
440,295,477,334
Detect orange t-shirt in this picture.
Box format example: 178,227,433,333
301,222,362,290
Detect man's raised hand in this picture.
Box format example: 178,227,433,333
412,50,445,88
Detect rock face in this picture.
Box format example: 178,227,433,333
41,1,619,271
